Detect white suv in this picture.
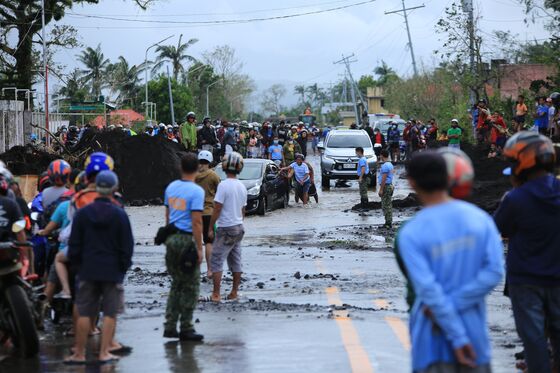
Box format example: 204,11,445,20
319,130,377,188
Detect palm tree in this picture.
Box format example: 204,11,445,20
77,44,110,98
294,85,305,104
152,34,198,80
106,56,143,106
374,60,398,87
58,68,89,104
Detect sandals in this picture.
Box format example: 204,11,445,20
63,358,86,366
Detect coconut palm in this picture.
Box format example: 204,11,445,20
58,68,89,103
77,44,110,98
152,34,198,80
374,60,398,87
106,56,143,106
294,85,305,104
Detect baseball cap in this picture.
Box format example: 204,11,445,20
96,170,119,193
451,119,459,123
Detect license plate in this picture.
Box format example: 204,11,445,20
343,163,356,169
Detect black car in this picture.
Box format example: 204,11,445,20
215,159,290,215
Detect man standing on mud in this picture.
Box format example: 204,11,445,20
195,150,221,279
163,153,204,341
208,152,247,302
399,151,504,372
355,147,370,208
378,149,394,228
494,132,560,372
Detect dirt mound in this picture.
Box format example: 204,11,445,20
0,144,59,175
73,130,186,203
352,193,419,211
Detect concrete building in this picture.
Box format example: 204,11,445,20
497,63,558,99
366,87,386,113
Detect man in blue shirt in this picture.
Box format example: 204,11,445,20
534,96,549,135
355,147,370,208
399,151,504,372
286,154,310,205
163,153,205,342
268,136,284,166
378,149,394,228
494,132,560,372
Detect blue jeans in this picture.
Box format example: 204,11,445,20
448,143,461,149
509,284,560,372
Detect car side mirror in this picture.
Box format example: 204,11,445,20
265,173,277,181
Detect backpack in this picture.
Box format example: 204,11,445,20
40,192,73,228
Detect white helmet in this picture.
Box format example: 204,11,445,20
222,152,244,174
198,150,213,163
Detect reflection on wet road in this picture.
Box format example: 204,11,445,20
1,155,518,372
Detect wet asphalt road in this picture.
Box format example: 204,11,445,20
2,155,521,373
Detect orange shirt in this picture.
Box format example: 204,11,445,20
516,103,528,117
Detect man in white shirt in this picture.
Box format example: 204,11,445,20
208,152,247,302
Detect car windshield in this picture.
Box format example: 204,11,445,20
217,162,263,181
378,121,406,133
327,135,371,148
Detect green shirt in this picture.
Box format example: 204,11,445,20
447,127,462,145
180,122,197,150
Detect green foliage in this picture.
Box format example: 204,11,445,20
77,44,110,98
142,75,193,125
358,75,376,96
152,34,198,81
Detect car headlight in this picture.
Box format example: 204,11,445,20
365,155,374,159
247,185,261,196
323,155,335,161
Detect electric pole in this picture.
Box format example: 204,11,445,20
334,54,368,125
385,1,425,76
41,0,49,140
463,0,476,105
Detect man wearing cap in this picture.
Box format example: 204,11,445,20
447,119,462,149
181,112,198,151
66,171,134,365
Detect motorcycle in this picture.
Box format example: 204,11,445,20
0,220,42,358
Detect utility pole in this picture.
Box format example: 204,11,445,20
463,0,476,105
334,54,368,125
41,0,49,141
166,65,176,125
385,1,425,77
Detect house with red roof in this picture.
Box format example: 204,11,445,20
91,109,145,128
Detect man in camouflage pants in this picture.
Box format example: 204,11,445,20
378,149,394,228
163,153,205,341
355,147,370,208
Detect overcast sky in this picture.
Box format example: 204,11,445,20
47,0,550,104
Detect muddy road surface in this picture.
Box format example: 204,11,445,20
2,155,520,373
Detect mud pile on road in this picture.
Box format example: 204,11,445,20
352,143,511,213
0,144,59,175
73,130,186,203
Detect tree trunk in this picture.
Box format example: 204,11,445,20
14,23,36,97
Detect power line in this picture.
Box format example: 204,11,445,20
385,1,425,76
57,0,357,18
64,0,377,25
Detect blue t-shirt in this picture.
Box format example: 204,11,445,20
268,144,283,160
290,162,310,183
51,201,71,252
535,104,549,129
399,200,504,371
378,162,394,185
357,156,369,177
164,180,204,233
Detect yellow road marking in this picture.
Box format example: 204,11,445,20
384,316,411,351
325,287,374,373
373,299,389,309
316,260,373,373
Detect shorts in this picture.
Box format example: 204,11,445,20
202,215,214,244
75,281,124,318
514,115,525,124
390,142,399,149
296,180,311,195
211,224,244,273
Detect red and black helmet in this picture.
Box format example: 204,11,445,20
503,131,555,177
438,147,475,199
47,159,72,186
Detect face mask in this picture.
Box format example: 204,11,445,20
288,140,293,144
274,140,279,145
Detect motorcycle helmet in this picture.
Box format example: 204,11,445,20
85,152,115,178
74,171,88,192
0,175,9,196
47,159,72,186
187,112,196,120
503,131,555,177
437,147,475,199
222,152,244,174
198,150,213,164
38,171,52,192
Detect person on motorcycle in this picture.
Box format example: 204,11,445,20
180,112,198,151
66,126,80,147
198,117,218,151
145,124,154,136
387,122,401,162
42,160,72,211
65,171,134,365
223,124,238,155
0,175,27,264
